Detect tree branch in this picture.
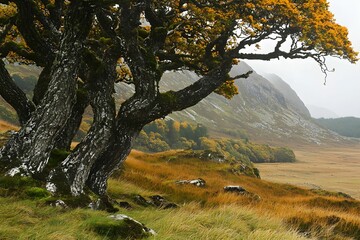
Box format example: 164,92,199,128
0,59,35,125
0,41,39,62
145,59,251,122
13,0,55,63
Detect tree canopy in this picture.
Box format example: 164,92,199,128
0,0,357,198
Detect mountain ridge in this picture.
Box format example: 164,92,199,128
146,62,348,146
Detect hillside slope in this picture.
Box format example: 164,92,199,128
265,73,311,118
315,117,360,138
119,150,360,239
115,62,345,145
307,104,340,119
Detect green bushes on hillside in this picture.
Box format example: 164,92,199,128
134,120,207,152
199,137,296,163
134,119,296,163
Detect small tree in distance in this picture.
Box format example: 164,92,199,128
0,0,357,198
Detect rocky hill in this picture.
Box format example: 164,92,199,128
116,62,346,145
264,73,311,118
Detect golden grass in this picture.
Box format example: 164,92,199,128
0,120,18,132
112,149,360,239
256,146,360,199
125,203,306,240
0,177,307,240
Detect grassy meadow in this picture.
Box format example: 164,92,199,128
256,146,360,199
1,127,360,239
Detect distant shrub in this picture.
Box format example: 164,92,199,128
173,137,196,150
248,144,274,163
135,119,207,152
273,147,296,163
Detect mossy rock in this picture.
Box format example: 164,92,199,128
85,215,151,240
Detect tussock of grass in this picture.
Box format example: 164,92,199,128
124,203,306,240
24,187,51,199
0,197,105,240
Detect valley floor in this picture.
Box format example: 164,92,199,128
256,146,360,199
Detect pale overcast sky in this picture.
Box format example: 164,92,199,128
247,0,360,118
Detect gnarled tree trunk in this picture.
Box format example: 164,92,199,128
48,49,118,196
0,1,94,176
86,60,238,196
53,88,89,151
86,120,142,196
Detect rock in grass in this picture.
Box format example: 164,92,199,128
223,186,247,194
161,202,178,209
109,214,157,236
149,195,178,209
133,194,152,207
54,200,68,209
86,214,156,239
223,186,261,201
89,196,119,213
118,201,133,210
176,178,206,187
148,195,165,206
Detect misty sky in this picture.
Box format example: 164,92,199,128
247,0,360,118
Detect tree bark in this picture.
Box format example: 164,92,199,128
0,59,35,125
0,1,94,176
32,66,52,106
47,49,118,196
86,120,142,196
53,88,89,151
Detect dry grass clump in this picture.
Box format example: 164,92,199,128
0,120,18,132
130,203,306,240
